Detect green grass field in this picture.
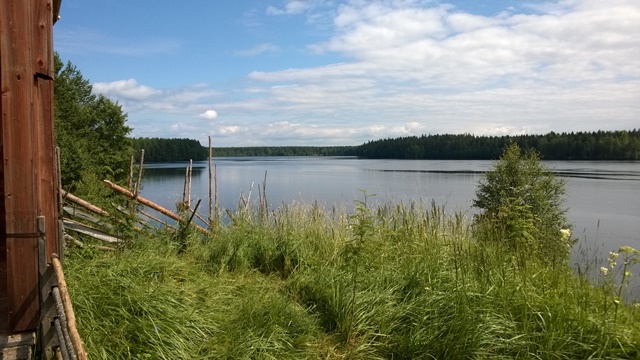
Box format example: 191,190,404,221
65,201,640,359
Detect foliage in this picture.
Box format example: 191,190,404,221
356,130,640,160
54,53,133,192
131,137,208,162
212,145,358,157
132,130,640,162
66,201,640,359
473,143,570,260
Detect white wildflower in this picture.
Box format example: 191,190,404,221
608,252,619,268
619,246,639,255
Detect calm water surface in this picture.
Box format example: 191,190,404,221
141,157,640,292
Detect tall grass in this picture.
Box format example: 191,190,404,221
65,200,640,359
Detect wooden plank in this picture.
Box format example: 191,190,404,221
33,0,59,265
0,332,35,360
32,11,60,358
33,0,54,77
63,206,112,230
62,219,123,244
35,76,59,261
1,0,41,332
0,0,8,335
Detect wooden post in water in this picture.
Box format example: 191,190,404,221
182,166,189,206
215,164,219,227
188,159,193,209
208,136,213,225
134,149,144,198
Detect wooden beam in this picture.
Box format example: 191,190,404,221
61,190,110,217
102,180,209,234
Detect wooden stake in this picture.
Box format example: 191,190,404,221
139,210,177,230
102,180,209,234
128,154,134,191
52,254,87,360
188,159,193,208
215,164,219,226
134,149,145,198
208,136,213,224
182,166,189,205
189,207,208,226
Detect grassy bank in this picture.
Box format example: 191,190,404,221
65,201,640,359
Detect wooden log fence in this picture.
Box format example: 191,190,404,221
139,210,177,230
61,190,110,217
51,254,86,360
102,180,210,235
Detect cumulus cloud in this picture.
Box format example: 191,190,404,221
116,0,640,146
243,0,640,138
199,110,219,120
92,79,221,118
93,79,161,100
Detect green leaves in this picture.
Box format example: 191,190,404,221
473,143,569,260
54,53,132,192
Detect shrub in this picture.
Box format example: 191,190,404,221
473,143,570,259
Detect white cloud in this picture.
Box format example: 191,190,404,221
93,79,161,101
233,43,280,57
244,0,640,137
199,110,219,120
117,0,640,146
266,0,318,15
92,79,221,117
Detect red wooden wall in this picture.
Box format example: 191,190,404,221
0,0,61,333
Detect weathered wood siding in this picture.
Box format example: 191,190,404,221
0,0,60,333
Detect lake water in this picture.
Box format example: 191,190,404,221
140,157,640,292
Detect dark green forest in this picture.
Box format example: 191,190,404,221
355,130,640,160
130,139,357,160
212,146,358,157
131,130,640,161
131,138,208,162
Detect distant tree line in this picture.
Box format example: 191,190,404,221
131,138,208,162
130,130,640,162
355,130,640,160
212,146,358,157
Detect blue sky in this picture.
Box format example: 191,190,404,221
54,0,640,146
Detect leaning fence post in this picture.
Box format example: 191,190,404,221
52,254,87,360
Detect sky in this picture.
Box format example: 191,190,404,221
54,0,640,147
